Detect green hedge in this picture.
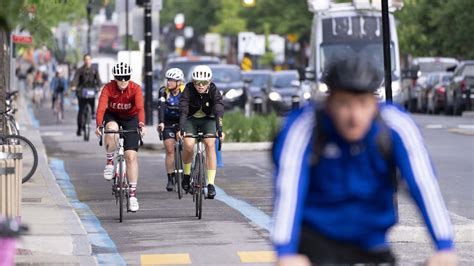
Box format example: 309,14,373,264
223,111,281,142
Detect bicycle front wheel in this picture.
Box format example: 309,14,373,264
174,144,183,200
118,158,125,223
2,135,39,183
83,104,91,141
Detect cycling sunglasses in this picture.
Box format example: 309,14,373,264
115,75,131,82
194,80,210,86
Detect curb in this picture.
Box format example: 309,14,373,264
462,111,474,118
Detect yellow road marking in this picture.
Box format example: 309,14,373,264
141,253,191,265
238,251,276,263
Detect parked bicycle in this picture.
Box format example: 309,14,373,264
184,131,221,219
99,127,143,223
0,134,38,184
2,91,20,135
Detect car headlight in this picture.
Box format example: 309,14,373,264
269,92,282,101
303,92,311,100
318,83,328,93
225,88,243,99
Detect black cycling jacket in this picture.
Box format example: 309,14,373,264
179,82,224,132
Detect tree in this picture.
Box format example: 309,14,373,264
396,0,474,59
211,0,247,35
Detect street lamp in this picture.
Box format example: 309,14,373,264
242,0,256,8
86,0,93,54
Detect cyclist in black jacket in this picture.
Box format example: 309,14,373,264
177,65,224,199
157,68,185,191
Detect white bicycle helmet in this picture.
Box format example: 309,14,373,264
112,62,132,76
165,68,184,81
191,65,212,81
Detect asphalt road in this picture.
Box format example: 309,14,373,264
31,96,473,265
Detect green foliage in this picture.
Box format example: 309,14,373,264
396,0,474,59
240,0,312,37
223,111,281,142
211,0,247,35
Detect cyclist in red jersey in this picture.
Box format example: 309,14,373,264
95,62,146,212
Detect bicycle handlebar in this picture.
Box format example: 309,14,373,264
184,134,222,151
98,128,143,147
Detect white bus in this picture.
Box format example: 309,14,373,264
305,0,403,103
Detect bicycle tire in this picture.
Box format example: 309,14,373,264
118,157,124,223
2,135,38,184
175,143,183,200
193,154,200,218
83,104,91,141
198,153,206,219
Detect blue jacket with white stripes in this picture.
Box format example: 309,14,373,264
272,102,454,257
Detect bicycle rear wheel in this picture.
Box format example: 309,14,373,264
2,135,38,183
83,104,91,141
118,158,125,223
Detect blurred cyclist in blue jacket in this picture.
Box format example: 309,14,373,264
272,52,456,266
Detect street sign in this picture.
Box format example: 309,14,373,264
12,35,33,44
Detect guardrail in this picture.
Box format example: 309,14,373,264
0,144,22,218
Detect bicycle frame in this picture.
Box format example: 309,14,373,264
99,128,142,222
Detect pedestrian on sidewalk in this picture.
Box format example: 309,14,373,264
271,52,457,266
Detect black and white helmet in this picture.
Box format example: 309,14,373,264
191,65,212,81
165,68,184,81
112,62,132,76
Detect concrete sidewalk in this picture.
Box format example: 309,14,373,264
14,94,97,265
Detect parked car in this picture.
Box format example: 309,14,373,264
208,64,246,110
242,70,272,114
417,72,451,113
163,56,220,83
267,70,301,115
446,60,474,115
426,72,452,114
401,57,458,112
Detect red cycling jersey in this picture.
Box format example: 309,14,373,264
96,80,145,126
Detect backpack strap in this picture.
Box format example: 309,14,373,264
375,112,398,189
310,108,326,167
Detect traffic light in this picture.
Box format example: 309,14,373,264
174,13,185,30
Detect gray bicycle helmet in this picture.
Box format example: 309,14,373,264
322,52,383,93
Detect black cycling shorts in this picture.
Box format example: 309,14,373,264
103,111,140,151
162,121,179,141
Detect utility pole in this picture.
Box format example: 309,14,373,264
0,30,7,135
87,0,93,54
144,0,153,125
382,0,392,103
125,0,129,50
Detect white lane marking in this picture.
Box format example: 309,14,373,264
41,132,64,136
458,124,474,129
425,124,445,129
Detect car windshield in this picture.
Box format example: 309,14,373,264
320,42,395,73
442,74,452,83
211,68,241,83
244,74,270,87
462,65,474,76
418,62,458,73
166,60,219,81
273,74,298,88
